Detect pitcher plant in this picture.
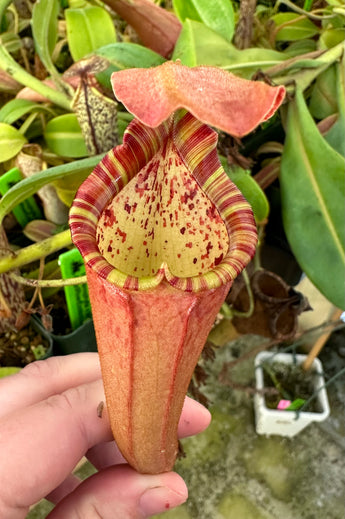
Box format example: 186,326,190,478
70,62,285,474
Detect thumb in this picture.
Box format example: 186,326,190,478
47,465,188,518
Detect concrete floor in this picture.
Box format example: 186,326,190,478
28,328,345,519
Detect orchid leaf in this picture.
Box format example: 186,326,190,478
272,13,320,41
44,114,88,158
65,5,117,61
309,64,338,119
52,114,130,206
173,0,235,42
31,0,60,78
0,123,27,162
280,88,345,309
0,99,54,124
319,27,345,49
94,42,165,89
111,61,285,137
0,154,103,225
172,20,287,76
53,169,95,207
322,61,345,156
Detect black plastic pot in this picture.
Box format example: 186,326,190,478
32,316,97,356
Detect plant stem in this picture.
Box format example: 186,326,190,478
261,361,291,400
231,269,255,318
10,272,87,287
277,0,336,20
0,229,72,274
0,44,71,111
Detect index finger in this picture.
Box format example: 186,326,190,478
0,353,101,418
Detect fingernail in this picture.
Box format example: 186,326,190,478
139,483,188,516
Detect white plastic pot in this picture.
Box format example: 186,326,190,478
254,352,330,437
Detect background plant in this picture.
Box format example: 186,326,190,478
0,0,344,337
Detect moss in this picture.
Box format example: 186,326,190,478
242,437,294,501
217,493,272,519
156,504,192,518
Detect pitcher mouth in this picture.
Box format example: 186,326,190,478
69,112,257,293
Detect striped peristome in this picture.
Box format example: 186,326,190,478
70,110,257,292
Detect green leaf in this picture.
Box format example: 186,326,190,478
65,6,117,61
0,99,54,125
173,0,200,23
173,0,235,42
0,367,21,378
280,88,345,309
284,39,317,57
319,28,345,50
309,65,338,119
44,114,88,158
172,20,286,76
220,159,269,223
323,61,345,156
285,398,306,411
0,154,104,224
53,169,92,207
95,42,165,89
272,13,320,41
31,0,60,77
0,123,27,162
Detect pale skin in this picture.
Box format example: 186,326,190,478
0,353,211,518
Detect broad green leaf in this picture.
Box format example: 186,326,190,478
172,20,286,76
173,0,235,42
0,99,54,124
44,114,88,158
284,39,317,57
65,6,117,62
95,42,165,89
319,28,345,50
272,13,320,41
280,88,345,309
220,159,269,223
31,0,60,77
0,123,27,162
309,64,338,119
323,61,345,156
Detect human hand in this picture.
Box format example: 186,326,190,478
0,352,211,518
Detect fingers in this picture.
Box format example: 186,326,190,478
178,396,211,437
47,465,188,519
0,353,101,418
85,396,211,472
48,396,211,506
0,378,112,512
